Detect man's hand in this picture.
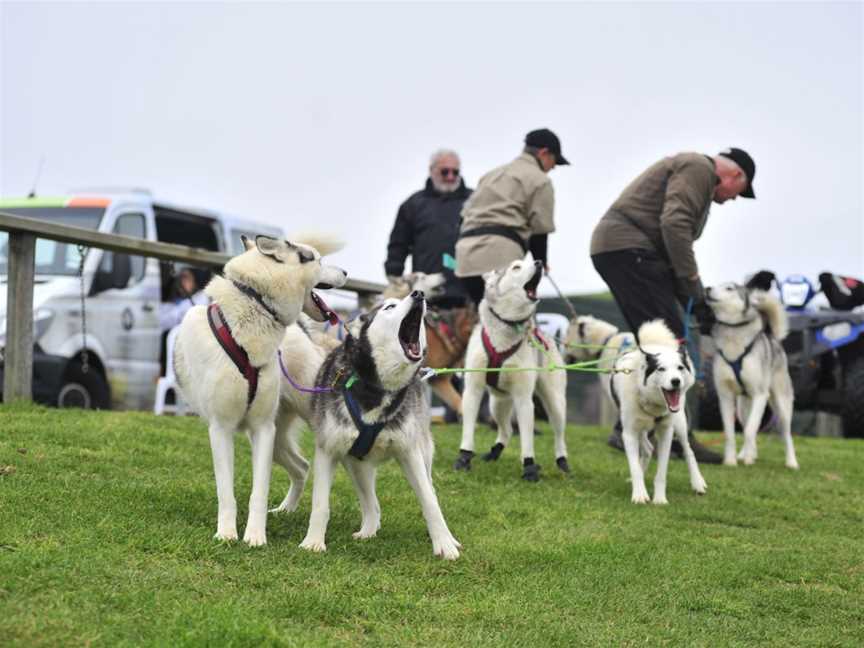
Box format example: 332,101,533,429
692,300,716,336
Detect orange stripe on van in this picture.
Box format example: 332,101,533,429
66,197,110,207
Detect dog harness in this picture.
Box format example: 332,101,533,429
207,303,259,409
715,330,765,398
343,382,409,460
481,327,523,390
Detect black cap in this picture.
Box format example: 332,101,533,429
718,147,756,198
525,128,569,165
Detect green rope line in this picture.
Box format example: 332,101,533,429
423,357,630,379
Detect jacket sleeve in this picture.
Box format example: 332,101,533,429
659,162,713,281
527,179,555,235
384,199,415,277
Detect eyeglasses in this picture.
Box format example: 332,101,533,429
438,168,460,178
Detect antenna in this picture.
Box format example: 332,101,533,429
27,155,46,198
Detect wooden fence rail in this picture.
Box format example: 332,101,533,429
0,211,384,404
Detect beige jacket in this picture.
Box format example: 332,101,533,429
455,153,555,277
590,152,716,280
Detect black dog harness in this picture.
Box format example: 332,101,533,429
341,377,410,460
207,303,260,409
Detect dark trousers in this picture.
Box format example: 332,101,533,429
460,276,486,307
591,249,685,340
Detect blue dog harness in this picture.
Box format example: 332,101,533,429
342,380,409,460
715,330,765,397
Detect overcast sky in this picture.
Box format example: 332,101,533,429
1,1,861,295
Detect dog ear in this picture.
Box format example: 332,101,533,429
678,344,692,373
255,235,285,263
482,269,499,289
642,350,660,386
577,319,586,342
240,235,255,252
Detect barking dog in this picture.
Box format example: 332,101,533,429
173,235,346,546
276,291,461,560
609,320,708,504
705,282,798,469
454,253,569,482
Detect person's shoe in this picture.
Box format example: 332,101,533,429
607,420,625,452
672,432,722,464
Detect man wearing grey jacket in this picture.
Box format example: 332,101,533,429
590,148,757,462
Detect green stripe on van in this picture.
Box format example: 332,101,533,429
0,197,69,208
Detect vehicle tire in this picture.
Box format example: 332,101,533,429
841,353,864,438
58,362,111,410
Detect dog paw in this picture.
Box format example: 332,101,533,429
214,529,238,542
243,527,267,547
481,443,504,462
453,449,474,471
556,457,571,473
652,495,669,505
433,535,461,560
521,462,541,482
723,455,738,467
352,528,378,540
786,459,800,470
740,453,756,466
631,488,650,504
691,476,708,495
299,536,327,553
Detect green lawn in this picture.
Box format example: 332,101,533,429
1,403,862,647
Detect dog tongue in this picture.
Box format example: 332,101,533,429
312,291,339,325
664,389,681,410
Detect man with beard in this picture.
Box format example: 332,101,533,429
590,147,757,463
385,149,472,308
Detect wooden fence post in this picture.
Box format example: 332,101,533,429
4,233,35,403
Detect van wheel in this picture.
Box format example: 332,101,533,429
58,362,111,410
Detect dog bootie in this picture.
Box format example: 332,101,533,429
453,449,475,471
482,442,504,462
521,459,541,482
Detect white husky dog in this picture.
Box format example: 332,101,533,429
609,320,708,504
173,235,347,546
563,314,636,374
704,282,798,469
274,291,461,560
454,253,569,482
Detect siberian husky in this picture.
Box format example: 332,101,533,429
453,253,569,482
704,282,798,469
275,291,461,559
607,320,708,504
173,235,346,546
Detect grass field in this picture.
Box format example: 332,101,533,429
1,403,862,647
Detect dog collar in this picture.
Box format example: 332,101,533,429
714,317,758,328
231,279,285,326
488,306,533,329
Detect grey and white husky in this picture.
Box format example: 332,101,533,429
277,290,461,559
705,282,798,469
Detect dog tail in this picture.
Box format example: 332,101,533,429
290,231,345,257
637,319,678,349
753,290,789,340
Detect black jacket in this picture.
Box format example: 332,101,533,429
384,178,472,304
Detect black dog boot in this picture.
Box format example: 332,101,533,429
521,458,541,482
556,456,571,473
482,442,504,462
453,449,474,471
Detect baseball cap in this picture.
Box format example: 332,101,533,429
718,147,756,198
525,128,569,165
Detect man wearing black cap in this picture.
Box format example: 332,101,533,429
590,148,757,463
455,128,569,305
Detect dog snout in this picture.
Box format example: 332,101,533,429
671,377,681,389
411,290,425,301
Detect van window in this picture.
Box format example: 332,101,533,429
112,213,147,283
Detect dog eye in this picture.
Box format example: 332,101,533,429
678,365,684,371
513,264,522,271
384,304,396,310
658,367,667,372
298,251,315,264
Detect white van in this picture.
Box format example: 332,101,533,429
0,190,284,410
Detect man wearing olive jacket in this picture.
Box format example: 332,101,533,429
590,147,757,462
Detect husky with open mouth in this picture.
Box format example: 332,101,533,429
454,253,570,482
277,290,461,559
173,234,346,546
608,320,707,504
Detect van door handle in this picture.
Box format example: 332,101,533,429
142,303,155,313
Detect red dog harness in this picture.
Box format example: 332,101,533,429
481,327,522,390
207,303,259,409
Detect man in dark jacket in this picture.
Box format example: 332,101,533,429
590,147,757,463
385,149,472,308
